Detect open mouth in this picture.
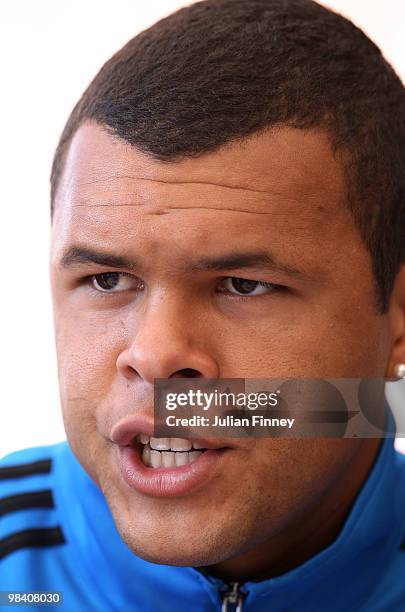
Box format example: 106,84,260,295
113,420,230,496
135,434,208,469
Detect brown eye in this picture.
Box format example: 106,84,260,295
91,272,143,293
230,278,259,294
220,277,279,296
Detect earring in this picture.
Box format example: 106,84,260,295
394,363,405,379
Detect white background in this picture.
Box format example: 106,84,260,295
0,1,404,458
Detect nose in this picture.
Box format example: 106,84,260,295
116,300,220,383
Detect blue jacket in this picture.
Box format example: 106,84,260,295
1,408,405,611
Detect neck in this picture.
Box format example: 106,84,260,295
203,437,382,583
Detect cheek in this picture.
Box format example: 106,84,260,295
243,438,359,522
54,307,127,422
219,301,387,377
216,321,329,377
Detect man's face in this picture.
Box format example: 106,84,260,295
50,122,392,567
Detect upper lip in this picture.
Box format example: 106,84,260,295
110,414,232,450
110,414,155,446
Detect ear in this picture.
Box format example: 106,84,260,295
385,265,405,379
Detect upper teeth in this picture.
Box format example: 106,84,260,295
137,434,206,452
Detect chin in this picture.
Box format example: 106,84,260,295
102,480,247,567
115,519,231,567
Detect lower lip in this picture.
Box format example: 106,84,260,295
116,444,227,497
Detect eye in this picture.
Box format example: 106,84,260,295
90,272,144,293
219,277,283,296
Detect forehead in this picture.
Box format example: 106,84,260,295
51,121,354,274
54,121,347,211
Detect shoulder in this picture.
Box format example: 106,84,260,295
0,444,105,609
0,443,68,565
366,449,405,610
0,442,67,498
0,443,61,474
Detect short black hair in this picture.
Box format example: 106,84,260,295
50,0,405,313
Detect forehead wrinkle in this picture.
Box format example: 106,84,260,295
68,182,335,217
64,170,343,220
75,173,272,195
71,201,275,216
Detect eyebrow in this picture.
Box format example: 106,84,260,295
59,247,138,271
189,252,310,279
58,246,310,280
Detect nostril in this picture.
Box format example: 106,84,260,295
171,368,202,378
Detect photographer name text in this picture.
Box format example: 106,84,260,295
165,414,295,428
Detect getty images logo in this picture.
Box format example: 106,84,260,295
153,377,402,439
